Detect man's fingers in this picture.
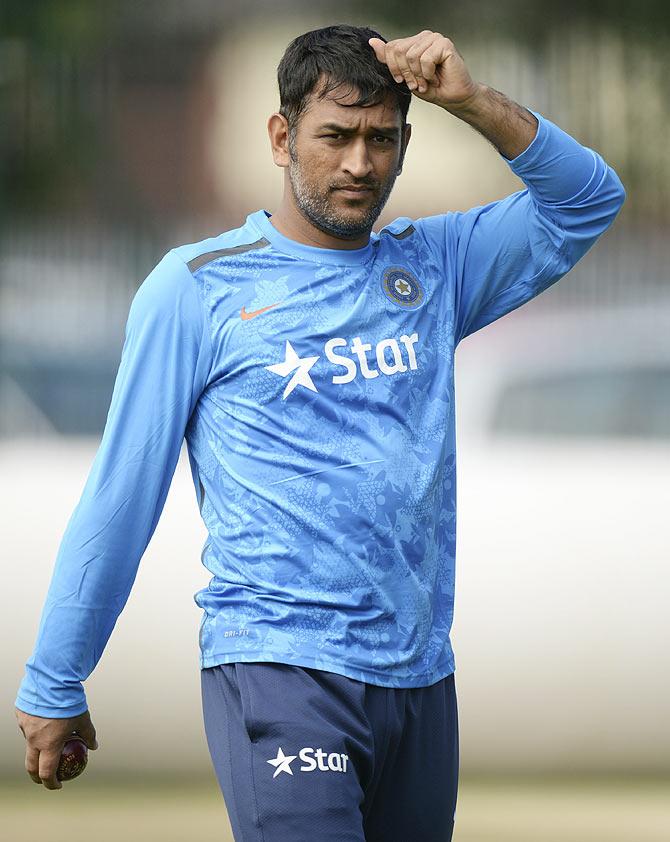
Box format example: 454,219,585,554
371,32,443,93
405,32,439,91
85,719,99,751
38,747,63,790
419,43,444,86
369,36,407,85
389,44,417,89
386,51,416,90
71,724,98,751
17,710,98,788
368,37,386,63
375,41,403,84
25,744,42,784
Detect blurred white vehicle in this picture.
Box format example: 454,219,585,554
2,304,668,775
453,303,669,772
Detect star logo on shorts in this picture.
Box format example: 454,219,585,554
267,746,297,778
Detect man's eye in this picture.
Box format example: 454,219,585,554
323,134,343,140
372,135,393,144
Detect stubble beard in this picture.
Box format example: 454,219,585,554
287,135,399,241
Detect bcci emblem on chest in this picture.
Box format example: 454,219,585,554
381,266,424,309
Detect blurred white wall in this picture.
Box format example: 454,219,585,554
3,379,668,777
3,441,213,775
205,23,525,225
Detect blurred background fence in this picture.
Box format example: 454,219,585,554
2,2,669,433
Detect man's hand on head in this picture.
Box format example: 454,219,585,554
369,31,482,112
15,706,99,790
370,30,538,159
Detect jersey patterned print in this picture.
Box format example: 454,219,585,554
15,110,625,717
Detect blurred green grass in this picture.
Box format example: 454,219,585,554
1,774,668,841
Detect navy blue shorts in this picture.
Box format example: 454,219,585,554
200,661,459,841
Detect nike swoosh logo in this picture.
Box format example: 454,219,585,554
240,302,281,320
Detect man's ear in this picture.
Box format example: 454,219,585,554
268,113,290,168
397,122,412,175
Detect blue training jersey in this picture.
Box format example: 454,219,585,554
16,110,625,717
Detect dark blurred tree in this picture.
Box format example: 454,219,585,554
1,0,669,226
363,0,670,42
0,0,214,229
0,0,117,220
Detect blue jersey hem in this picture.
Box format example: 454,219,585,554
199,650,455,689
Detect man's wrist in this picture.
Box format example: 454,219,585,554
442,84,539,160
440,82,489,116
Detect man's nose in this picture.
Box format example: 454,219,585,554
341,138,373,179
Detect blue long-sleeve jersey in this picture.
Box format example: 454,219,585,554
16,110,625,717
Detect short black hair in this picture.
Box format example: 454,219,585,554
277,24,412,131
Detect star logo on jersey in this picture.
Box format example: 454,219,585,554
267,746,297,778
265,340,319,399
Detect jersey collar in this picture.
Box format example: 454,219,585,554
249,210,377,266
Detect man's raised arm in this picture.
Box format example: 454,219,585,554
370,31,626,342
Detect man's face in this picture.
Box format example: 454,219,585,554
286,82,409,240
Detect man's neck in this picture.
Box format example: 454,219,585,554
268,196,371,250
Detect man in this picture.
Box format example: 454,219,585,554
15,23,625,841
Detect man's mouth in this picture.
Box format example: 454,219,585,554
333,185,375,197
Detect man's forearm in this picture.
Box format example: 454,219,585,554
444,83,539,160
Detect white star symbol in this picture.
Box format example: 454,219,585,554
265,340,319,399
266,746,297,778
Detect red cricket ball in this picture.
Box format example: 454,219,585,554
56,737,88,782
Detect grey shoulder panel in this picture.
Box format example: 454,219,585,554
186,237,270,273
380,224,415,241
381,224,416,240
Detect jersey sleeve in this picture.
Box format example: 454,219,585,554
415,110,627,344
14,250,213,718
